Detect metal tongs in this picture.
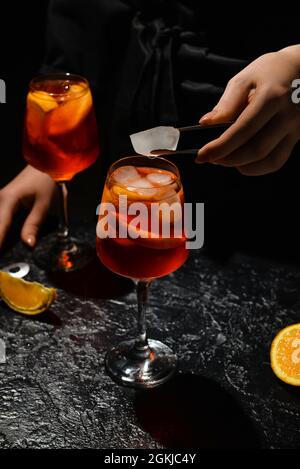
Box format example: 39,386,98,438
130,122,233,157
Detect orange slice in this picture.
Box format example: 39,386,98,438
47,88,92,135
0,272,57,315
270,324,300,386
27,91,59,113
69,84,84,96
26,91,58,142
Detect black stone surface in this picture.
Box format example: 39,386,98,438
0,227,300,449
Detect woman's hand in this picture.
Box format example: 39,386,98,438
0,165,56,248
196,45,300,175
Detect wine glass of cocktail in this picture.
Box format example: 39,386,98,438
96,156,189,388
23,73,99,271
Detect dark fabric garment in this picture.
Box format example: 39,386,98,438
40,0,300,255
41,2,299,154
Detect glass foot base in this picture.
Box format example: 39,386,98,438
33,234,94,272
105,339,177,389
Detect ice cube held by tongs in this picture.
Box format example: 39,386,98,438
130,122,233,157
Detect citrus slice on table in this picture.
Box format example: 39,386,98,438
0,272,57,315
270,324,300,386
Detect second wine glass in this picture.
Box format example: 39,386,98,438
23,73,99,272
97,156,189,388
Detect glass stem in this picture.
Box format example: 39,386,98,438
134,280,152,359
57,182,70,243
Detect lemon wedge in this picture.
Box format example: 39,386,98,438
47,88,92,135
0,272,57,315
27,91,59,113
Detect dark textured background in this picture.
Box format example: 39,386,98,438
0,229,300,449
0,2,48,185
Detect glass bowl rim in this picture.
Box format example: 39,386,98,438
29,73,90,100
107,155,182,190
